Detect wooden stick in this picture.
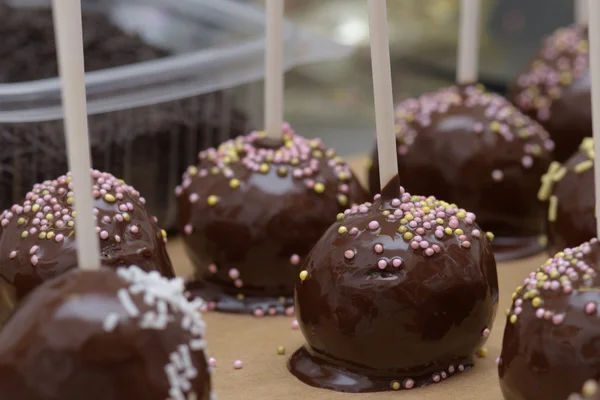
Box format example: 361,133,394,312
367,0,399,189
588,0,600,238
52,0,100,270
457,0,482,84
264,0,284,138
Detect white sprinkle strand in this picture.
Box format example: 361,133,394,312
117,289,140,317
102,312,120,332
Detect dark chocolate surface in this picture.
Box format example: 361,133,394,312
178,126,368,313
0,266,211,400
538,138,596,255
0,171,174,327
368,85,554,260
510,24,590,163
498,239,600,400
289,186,499,392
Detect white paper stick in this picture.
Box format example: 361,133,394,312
367,0,398,189
589,0,600,238
52,0,100,270
264,0,284,138
457,0,482,84
576,0,589,24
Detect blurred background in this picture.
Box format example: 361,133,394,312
0,0,579,229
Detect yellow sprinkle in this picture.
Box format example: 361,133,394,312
580,137,594,151
236,293,245,301
531,297,542,308
510,315,518,324
229,179,240,189
65,176,72,184
444,227,453,235
187,166,198,176
539,235,548,247
337,194,348,206
277,346,286,355
104,194,116,203
398,226,407,234
291,158,300,166
560,71,572,85
299,270,308,281
512,292,517,300
68,221,75,227
382,211,390,216
161,229,167,239
505,308,511,316
32,204,40,212
422,206,430,214
207,195,219,206
405,214,414,221
476,348,488,358
39,232,46,239
548,195,558,222
456,210,466,219
210,167,220,175
312,150,323,159
259,163,270,174
575,160,594,174
400,218,408,225
338,226,348,235
277,167,288,177
21,231,28,238
17,217,25,226
45,214,53,221
71,211,77,218
391,381,401,391
403,232,413,240
455,228,464,235
336,213,345,221
490,121,501,132
66,197,74,206
46,232,55,240
582,380,598,397
314,183,325,193
436,218,444,225
338,172,348,181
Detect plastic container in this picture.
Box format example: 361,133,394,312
0,0,354,229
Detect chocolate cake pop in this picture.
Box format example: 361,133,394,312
288,184,499,393
511,24,590,162
498,239,600,400
0,170,174,326
368,84,554,260
0,265,213,400
538,137,595,255
178,124,368,315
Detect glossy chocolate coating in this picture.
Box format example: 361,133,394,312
510,24,590,163
289,183,499,392
0,171,174,327
0,266,211,400
498,239,600,400
539,138,595,255
178,126,368,314
368,85,554,260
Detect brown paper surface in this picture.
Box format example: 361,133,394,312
167,155,546,400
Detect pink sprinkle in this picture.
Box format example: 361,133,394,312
461,241,471,248
391,198,401,207
29,245,39,255
514,307,522,315
435,230,444,239
458,365,465,372
585,302,597,315
448,365,455,374
392,258,402,268
130,225,139,234
368,221,380,230
208,264,217,274
410,241,420,249
114,235,121,243
374,194,381,200
184,224,193,235
9,251,16,259
55,234,64,243
268,308,277,316
374,244,384,253
233,360,243,369
100,231,109,240
285,306,295,317
290,254,300,265
432,244,441,253
208,302,217,311
229,269,240,280
1,219,9,227
209,358,217,368
377,259,387,269
419,240,429,249
424,248,434,256
234,279,243,288
31,255,39,266
291,319,299,329
449,219,459,229
433,374,441,383
404,379,414,389
189,193,199,203
482,328,490,338
254,309,265,318
344,250,355,259
552,314,565,325
495,358,501,366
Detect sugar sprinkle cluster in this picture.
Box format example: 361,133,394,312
388,363,469,391
333,187,492,264
514,24,589,121
394,85,554,179
538,137,594,222
176,123,355,217
0,170,166,267
506,239,598,327
106,265,212,400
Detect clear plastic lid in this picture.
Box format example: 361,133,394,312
0,0,354,122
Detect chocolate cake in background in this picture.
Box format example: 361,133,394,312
0,4,248,229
